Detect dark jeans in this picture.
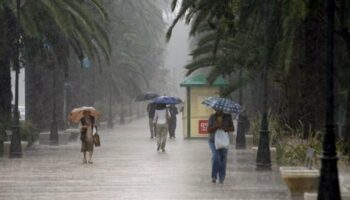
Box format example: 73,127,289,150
168,118,176,137
209,140,228,182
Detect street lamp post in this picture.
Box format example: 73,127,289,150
107,83,113,129
9,0,22,158
63,82,71,129
50,62,58,145
256,0,271,170
317,0,341,199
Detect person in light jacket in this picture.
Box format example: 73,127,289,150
153,104,169,152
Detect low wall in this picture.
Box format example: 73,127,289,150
3,141,28,157
39,131,70,145
64,129,80,142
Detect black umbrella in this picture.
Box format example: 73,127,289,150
135,92,159,101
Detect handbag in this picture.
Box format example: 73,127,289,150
92,125,100,146
214,129,230,149
93,132,101,147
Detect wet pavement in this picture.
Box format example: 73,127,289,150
0,117,291,200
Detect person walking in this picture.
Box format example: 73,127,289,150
207,109,234,183
147,102,157,138
79,111,96,164
168,104,178,139
153,104,169,152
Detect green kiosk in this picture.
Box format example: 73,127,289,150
180,73,228,138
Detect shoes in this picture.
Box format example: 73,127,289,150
212,178,216,183
219,180,224,184
83,160,87,164
162,149,166,152
157,145,160,151
88,160,93,164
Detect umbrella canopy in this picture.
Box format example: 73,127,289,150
68,106,102,123
202,96,241,114
135,92,159,101
152,96,182,104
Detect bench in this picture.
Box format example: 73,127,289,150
279,148,320,197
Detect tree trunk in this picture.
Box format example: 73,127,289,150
287,13,326,137
0,7,15,155
337,1,350,156
0,56,12,124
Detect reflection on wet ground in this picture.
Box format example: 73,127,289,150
1,118,292,200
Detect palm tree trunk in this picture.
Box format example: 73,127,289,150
0,57,12,124
337,0,350,156
342,90,350,157
0,56,12,155
0,7,15,155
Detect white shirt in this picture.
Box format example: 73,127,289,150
153,109,168,124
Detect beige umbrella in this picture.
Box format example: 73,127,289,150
68,106,101,123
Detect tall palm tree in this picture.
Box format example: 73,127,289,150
0,0,111,136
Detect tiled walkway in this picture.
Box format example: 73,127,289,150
0,118,290,200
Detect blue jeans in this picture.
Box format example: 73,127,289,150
209,140,228,182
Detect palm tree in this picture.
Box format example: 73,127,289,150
98,0,167,126
0,0,111,149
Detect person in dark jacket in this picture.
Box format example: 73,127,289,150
207,109,234,184
79,111,96,164
168,104,178,139
147,103,157,138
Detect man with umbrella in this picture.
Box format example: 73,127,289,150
136,92,159,139
168,104,178,139
203,97,240,184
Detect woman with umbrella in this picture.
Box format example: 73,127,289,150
153,104,169,152
204,97,240,184
152,96,181,152
69,107,101,164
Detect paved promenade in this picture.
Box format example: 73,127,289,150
0,117,290,200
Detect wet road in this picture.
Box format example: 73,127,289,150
0,118,290,200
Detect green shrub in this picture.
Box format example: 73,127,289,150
250,112,285,147
247,113,349,168
20,121,39,147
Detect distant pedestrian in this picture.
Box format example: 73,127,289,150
147,103,157,138
207,109,234,184
168,104,178,139
79,111,96,164
153,104,169,152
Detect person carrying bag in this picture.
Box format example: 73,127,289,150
207,110,235,184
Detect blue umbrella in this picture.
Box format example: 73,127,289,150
153,96,182,104
202,96,241,114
